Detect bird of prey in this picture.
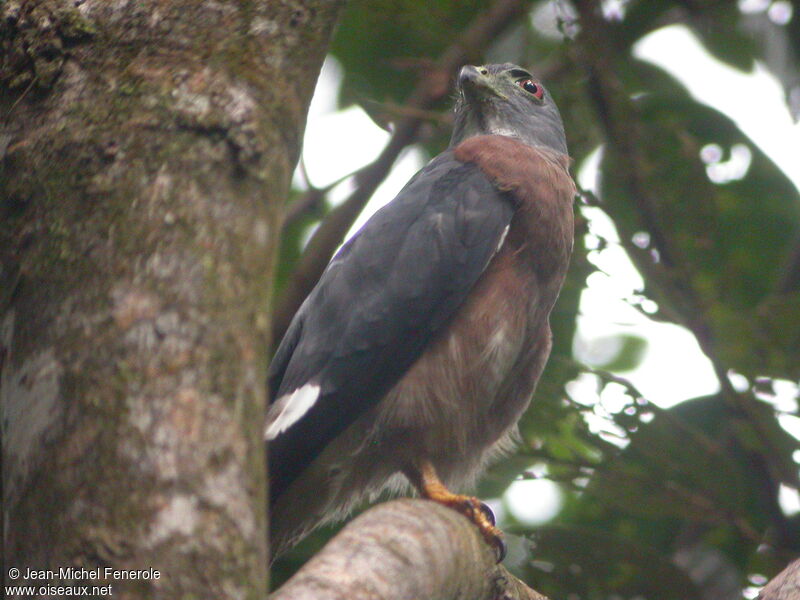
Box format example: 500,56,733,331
266,63,575,560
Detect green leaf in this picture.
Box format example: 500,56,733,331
515,525,704,600
599,74,800,378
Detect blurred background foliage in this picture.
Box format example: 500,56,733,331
270,1,800,598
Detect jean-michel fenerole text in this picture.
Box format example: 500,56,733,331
20,567,161,581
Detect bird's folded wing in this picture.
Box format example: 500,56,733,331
266,149,516,500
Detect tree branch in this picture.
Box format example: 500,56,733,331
758,558,800,600
271,0,531,342
270,499,549,600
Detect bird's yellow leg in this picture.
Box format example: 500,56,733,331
407,460,505,561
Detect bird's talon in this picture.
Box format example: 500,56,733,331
411,463,508,561
462,498,505,562
479,501,496,526
492,534,507,563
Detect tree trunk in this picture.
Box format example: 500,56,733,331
1,1,342,597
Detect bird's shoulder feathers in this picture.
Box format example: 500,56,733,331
454,135,575,279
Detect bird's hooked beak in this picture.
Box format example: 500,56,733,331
458,65,508,101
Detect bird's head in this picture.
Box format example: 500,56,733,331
451,63,567,155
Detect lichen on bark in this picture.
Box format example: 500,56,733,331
1,1,343,597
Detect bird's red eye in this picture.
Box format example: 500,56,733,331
518,79,543,99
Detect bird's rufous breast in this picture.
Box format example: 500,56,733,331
454,134,575,281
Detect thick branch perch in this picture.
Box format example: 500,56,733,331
270,499,549,600
759,558,800,600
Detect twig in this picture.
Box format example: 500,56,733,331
777,233,800,293
272,0,531,343
281,166,363,232
363,99,454,124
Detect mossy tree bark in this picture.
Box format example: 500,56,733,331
1,1,342,597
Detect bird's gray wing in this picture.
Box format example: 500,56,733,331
267,149,515,502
